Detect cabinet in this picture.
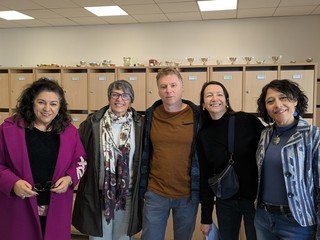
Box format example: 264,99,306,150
243,65,278,113
9,68,35,109
280,65,316,114
0,69,9,109
179,66,208,105
35,68,62,84
210,66,243,111
0,63,318,126
88,68,116,111
117,67,147,111
146,67,161,108
61,68,88,111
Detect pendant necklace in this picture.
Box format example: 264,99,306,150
272,134,281,145
272,122,297,145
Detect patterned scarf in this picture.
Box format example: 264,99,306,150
101,108,132,223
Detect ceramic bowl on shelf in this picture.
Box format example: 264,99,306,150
306,58,313,62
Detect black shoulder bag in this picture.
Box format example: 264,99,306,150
207,115,240,199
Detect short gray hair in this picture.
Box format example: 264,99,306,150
107,80,135,103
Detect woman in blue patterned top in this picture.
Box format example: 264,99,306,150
255,79,320,240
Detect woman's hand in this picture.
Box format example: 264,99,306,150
201,224,212,237
13,179,38,199
50,175,72,194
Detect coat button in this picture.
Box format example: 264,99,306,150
288,193,294,198
285,172,292,177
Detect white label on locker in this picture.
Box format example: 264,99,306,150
292,74,302,79
188,76,197,81
18,76,25,81
72,76,80,81
129,76,137,81
256,75,266,80
223,75,232,80
72,117,80,122
99,76,106,81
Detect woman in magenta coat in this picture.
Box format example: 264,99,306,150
0,78,87,240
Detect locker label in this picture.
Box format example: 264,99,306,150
256,75,266,80
292,74,302,79
223,75,232,80
99,76,107,81
188,76,197,81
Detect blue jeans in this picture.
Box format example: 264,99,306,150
141,191,198,240
254,207,316,240
216,198,257,240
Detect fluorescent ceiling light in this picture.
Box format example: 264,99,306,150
0,11,33,20
197,0,237,11
85,6,128,16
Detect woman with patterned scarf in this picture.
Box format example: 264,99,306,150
73,80,144,240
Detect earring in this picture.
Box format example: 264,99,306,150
202,107,205,111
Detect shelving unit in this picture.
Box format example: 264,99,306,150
0,62,318,127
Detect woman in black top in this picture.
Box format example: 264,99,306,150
197,81,264,240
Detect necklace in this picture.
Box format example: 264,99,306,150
272,134,281,145
272,122,297,145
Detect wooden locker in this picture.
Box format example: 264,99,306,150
88,68,116,111
210,66,244,111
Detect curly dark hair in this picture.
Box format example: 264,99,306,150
199,81,235,126
13,77,71,134
257,79,308,124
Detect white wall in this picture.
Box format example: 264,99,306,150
0,15,319,74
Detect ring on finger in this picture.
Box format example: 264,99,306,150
21,195,26,199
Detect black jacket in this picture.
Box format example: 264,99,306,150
72,106,144,237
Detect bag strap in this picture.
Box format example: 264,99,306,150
228,115,235,163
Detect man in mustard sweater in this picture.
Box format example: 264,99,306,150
139,67,200,240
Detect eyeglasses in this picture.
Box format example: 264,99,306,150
110,92,131,101
33,181,54,192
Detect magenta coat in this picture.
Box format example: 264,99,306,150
0,117,87,240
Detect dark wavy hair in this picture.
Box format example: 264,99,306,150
257,79,308,124
199,81,235,126
13,77,71,134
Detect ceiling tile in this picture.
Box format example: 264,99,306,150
238,8,275,18
101,15,138,24
0,0,319,28
280,0,320,7
114,0,155,4
312,6,320,14
121,4,163,14
158,2,199,13
274,6,317,16
166,12,202,21
31,0,79,9
39,17,79,26
201,10,237,20
12,19,51,27
51,7,93,17
0,0,44,10
21,9,64,18
70,0,115,7
133,13,169,23
238,0,280,9
70,16,108,25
